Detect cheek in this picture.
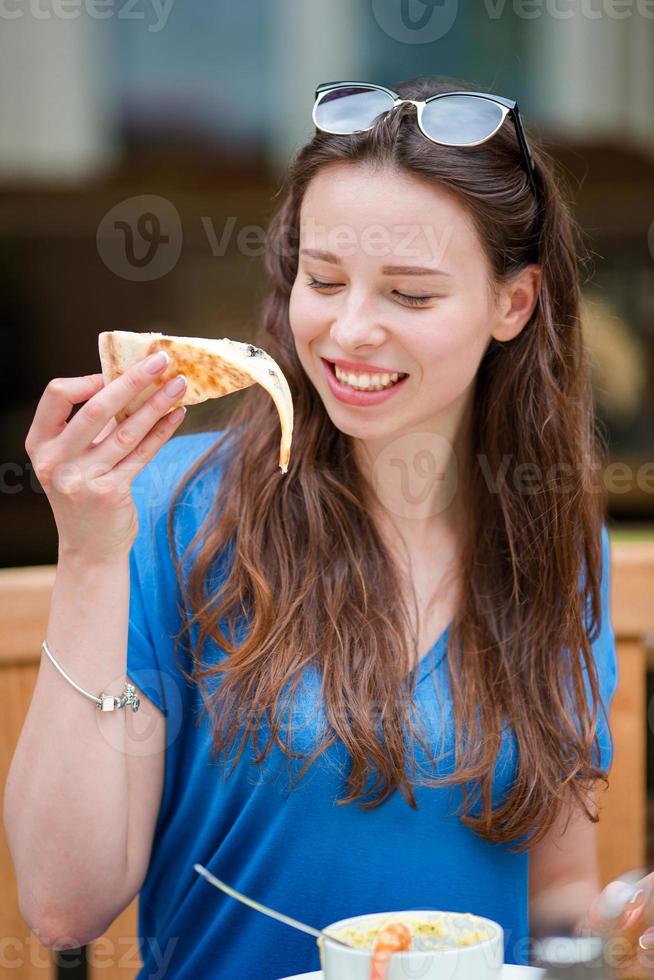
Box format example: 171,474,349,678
442,291,490,339
288,283,322,346
413,296,491,380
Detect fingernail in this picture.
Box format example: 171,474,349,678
628,888,646,908
164,374,187,396
639,927,654,950
623,906,646,930
145,351,170,373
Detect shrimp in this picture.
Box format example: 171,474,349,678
370,921,413,980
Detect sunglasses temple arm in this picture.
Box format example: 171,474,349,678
511,106,538,198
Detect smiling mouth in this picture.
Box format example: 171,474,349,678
324,359,409,392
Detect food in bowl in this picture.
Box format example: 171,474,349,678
369,922,412,980
318,909,503,980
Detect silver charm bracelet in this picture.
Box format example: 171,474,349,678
41,639,141,713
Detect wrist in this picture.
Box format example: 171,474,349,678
57,546,130,573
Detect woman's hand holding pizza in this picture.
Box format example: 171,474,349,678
24,351,187,565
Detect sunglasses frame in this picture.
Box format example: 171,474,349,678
313,80,537,199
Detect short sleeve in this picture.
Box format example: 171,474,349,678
126,448,178,717
127,506,168,715
585,523,619,776
126,430,225,717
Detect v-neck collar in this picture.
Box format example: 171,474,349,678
413,622,451,685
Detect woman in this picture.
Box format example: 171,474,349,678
9,75,648,979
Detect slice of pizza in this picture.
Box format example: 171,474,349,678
98,330,293,473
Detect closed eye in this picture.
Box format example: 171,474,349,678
304,275,438,308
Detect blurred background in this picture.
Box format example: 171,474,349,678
1,1,653,568
0,2,653,976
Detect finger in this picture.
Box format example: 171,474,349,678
90,417,118,447
91,371,187,472
28,375,106,445
111,404,187,485
591,878,652,935
618,896,650,946
59,352,172,456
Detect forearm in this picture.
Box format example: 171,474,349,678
3,553,132,941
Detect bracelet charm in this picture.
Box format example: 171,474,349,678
121,684,141,712
98,695,119,712
41,639,141,713
97,684,140,712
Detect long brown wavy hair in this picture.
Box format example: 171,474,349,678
166,74,611,849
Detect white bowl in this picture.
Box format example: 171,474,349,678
319,909,504,980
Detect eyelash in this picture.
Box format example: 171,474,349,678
304,275,436,308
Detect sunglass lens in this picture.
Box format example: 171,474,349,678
421,95,505,145
314,87,395,135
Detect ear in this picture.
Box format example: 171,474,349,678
491,264,541,343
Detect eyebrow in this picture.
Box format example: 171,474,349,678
299,248,453,277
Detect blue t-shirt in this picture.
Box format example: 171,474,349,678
126,430,618,980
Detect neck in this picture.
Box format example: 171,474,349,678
353,391,473,543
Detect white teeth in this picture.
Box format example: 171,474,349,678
334,364,404,391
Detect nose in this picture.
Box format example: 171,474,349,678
329,292,386,351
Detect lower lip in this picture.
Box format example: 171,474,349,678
321,359,409,406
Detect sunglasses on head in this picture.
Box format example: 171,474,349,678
312,80,538,201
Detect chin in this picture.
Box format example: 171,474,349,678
323,406,403,441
